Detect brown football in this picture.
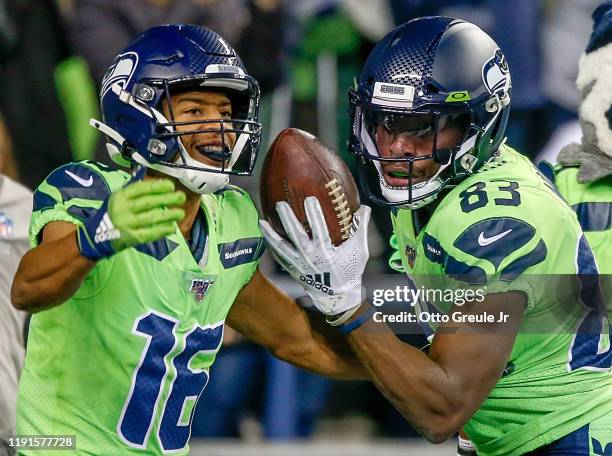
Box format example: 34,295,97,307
260,128,360,246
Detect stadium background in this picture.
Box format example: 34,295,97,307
0,0,600,454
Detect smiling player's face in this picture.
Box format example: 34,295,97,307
162,90,237,168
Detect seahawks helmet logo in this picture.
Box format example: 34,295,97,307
101,51,139,98
482,49,510,96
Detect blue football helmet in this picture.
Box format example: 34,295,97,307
349,17,511,208
90,24,262,194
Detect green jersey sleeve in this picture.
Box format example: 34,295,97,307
30,161,130,247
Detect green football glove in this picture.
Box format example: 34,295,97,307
77,178,186,261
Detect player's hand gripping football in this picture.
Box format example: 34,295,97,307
77,174,186,261
260,197,370,318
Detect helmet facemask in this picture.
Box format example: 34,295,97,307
157,78,260,166
350,94,486,209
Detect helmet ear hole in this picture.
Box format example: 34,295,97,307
485,96,500,113
460,154,478,171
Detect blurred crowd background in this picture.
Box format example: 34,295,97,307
0,0,601,444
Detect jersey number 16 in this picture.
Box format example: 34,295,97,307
118,311,224,452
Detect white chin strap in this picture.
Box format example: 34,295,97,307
132,148,229,194
380,176,445,209
91,117,229,194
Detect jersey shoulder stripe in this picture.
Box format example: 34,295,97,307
552,164,612,274
45,162,112,202
553,165,612,232
32,189,57,213
453,217,536,269
30,161,131,246
499,239,547,281
36,161,129,207
573,201,612,232
424,147,578,276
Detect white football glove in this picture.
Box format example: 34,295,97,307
260,197,370,316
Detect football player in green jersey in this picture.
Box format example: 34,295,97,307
452,5,612,453
457,4,612,453
539,1,612,277
10,25,369,455
261,17,612,456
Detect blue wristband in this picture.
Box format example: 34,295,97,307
339,306,376,335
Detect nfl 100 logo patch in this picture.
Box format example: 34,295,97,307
189,279,214,302
405,245,417,269
0,212,14,238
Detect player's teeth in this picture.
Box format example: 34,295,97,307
199,145,223,153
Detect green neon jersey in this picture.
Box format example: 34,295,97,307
538,162,612,319
391,146,612,456
553,166,612,274
17,161,264,455
554,163,612,319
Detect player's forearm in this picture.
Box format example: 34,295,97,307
347,320,464,442
273,325,369,380
235,299,368,379
268,299,369,379
11,232,95,312
230,270,370,380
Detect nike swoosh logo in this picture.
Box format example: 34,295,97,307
65,170,93,187
478,229,512,246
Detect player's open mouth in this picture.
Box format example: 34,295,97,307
195,144,232,163
383,169,425,187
